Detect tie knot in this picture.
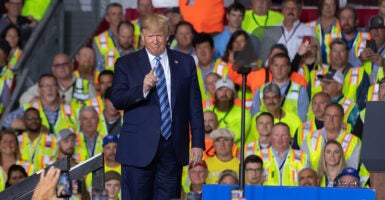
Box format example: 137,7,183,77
155,56,161,62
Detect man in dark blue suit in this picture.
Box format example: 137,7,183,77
110,13,205,200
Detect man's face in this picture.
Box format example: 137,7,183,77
263,92,281,113
103,142,117,162
321,79,342,98
337,175,360,188
251,0,270,15
298,169,318,186
58,135,76,156
282,1,300,22
215,87,234,103
330,43,348,68
5,0,23,17
339,9,357,35
105,179,121,199
188,165,208,185
118,25,134,50
321,0,336,18
204,74,220,96
256,115,273,137
227,10,244,29
195,42,214,66
79,109,99,134
312,94,330,119
5,27,19,48
38,77,59,103
76,47,95,70
213,137,234,158
175,24,194,48
51,54,73,80
245,162,263,185
99,74,113,96
137,0,154,17
141,27,168,56
23,109,41,132
270,125,291,151
270,57,291,82
379,82,385,101
204,112,218,134
369,28,385,47
105,6,124,28
323,106,343,132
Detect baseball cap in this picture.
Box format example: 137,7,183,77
56,128,76,143
215,78,235,91
188,160,208,170
369,15,385,29
210,128,234,141
317,69,344,85
105,170,120,182
102,135,119,147
335,167,360,182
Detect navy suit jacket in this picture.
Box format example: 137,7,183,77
110,48,205,167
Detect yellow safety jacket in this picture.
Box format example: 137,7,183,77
131,19,141,50
196,59,229,101
301,120,318,147
0,67,14,114
306,20,341,50
342,66,366,101
73,132,106,162
16,160,35,175
22,101,76,135
7,48,22,70
104,48,121,71
259,81,302,115
72,78,91,103
305,129,361,169
18,132,57,171
94,31,116,58
338,97,356,132
73,70,99,85
84,96,105,115
358,163,370,188
367,84,380,101
324,32,369,64
308,64,329,99
242,10,284,34
258,148,308,186
362,61,384,84
0,167,5,192
21,0,51,20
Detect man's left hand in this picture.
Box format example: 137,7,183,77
190,147,203,166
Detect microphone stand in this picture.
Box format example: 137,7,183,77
237,66,251,193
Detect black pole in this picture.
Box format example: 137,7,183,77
237,66,251,192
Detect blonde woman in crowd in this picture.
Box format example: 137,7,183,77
317,140,347,187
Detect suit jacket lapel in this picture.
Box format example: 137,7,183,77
168,50,178,110
139,48,152,75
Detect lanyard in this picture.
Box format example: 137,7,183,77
252,12,269,27
281,22,301,45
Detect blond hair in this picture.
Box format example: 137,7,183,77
317,140,347,181
140,13,169,36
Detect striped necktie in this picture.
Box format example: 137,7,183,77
155,56,172,140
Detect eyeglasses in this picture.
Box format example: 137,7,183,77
52,62,70,68
337,181,360,187
245,168,263,173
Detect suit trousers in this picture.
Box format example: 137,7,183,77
121,136,183,200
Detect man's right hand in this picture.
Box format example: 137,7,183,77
143,68,159,93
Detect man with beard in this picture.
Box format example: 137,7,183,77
103,135,120,173
209,78,251,148
18,107,57,171
3,74,76,135
54,128,77,167
101,21,136,72
74,46,98,86
324,6,370,66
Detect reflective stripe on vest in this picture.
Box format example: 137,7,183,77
367,84,379,101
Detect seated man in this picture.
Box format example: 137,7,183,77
205,128,240,184
218,169,239,184
181,161,208,199
244,155,264,185
105,170,121,200
245,112,274,155
298,168,319,186
334,167,361,188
